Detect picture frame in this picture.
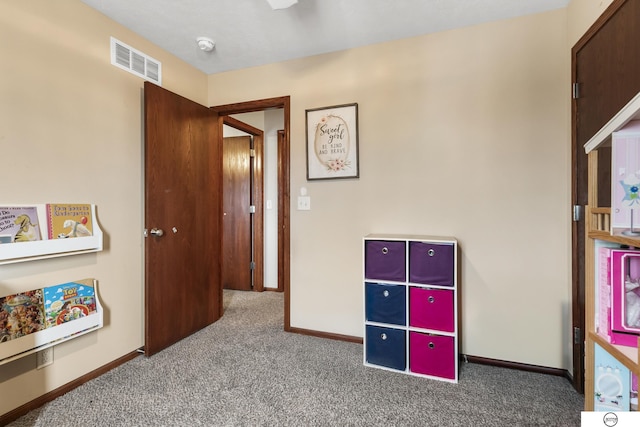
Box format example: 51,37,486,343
305,103,359,180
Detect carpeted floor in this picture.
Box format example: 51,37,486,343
9,290,584,426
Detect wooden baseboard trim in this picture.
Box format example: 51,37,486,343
0,350,141,426
285,330,571,380
463,354,570,378
287,326,363,344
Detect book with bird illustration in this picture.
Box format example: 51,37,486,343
0,206,42,243
46,204,93,239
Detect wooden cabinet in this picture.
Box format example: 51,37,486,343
363,234,458,383
584,94,640,411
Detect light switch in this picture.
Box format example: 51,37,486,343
297,196,311,210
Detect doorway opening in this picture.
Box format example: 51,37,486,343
222,118,264,292
212,96,291,330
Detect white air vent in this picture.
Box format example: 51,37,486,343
110,37,162,85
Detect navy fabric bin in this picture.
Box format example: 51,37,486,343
365,325,406,371
365,282,406,325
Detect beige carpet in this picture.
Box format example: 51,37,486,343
9,290,584,426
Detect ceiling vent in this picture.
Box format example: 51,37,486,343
110,37,162,85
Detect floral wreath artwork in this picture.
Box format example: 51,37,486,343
305,103,359,180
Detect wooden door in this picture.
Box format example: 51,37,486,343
571,0,640,392
144,82,222,356
222,135,253,291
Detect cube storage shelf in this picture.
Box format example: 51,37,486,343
363,234,459,383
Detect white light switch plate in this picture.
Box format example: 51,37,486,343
297,196,311,210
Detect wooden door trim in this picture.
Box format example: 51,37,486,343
223,116,265,292
277,130,287,292
212,96,291,330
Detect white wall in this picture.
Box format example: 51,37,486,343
263,110,285,289
209,9,572,369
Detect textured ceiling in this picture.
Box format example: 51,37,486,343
81,0,570,75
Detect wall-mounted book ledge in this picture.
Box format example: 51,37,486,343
0,204,103,265
0,278,103,365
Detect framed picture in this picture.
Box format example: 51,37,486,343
305,103,359,180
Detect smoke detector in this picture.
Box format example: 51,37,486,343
196,37,215,52
266,0,298,9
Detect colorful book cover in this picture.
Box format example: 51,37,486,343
0,290,45,343
0,206,41,243
43,280,97,328
46,204,93,239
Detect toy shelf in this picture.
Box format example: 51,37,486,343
0,279,103,366
0,204,102,265
583,91,640,411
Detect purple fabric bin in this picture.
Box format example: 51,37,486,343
365,240,406,282
408,241,454,286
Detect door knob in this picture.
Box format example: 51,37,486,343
150,228,164,237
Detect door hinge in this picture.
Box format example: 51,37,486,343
250,261,256,270
574,326,581,344
572,82,580,99
249,205,256,214
573,205,582,222
250,148,256,157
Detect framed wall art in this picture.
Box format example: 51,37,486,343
305,103,359,180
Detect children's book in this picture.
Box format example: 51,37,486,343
43,280,97,328
0,206,41,243
0,290,45,342
46,204,93,239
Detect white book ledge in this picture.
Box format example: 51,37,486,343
0,204,103,265
0,279,103,365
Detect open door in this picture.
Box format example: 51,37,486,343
144,82,222,356
222,135,254,291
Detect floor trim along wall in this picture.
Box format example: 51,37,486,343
0,350,140,426
290,328,572,381
463,354,571,380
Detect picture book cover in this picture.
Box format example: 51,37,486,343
0,206,41,243
46,204,93,239
43,280,97,328
0,289,45,343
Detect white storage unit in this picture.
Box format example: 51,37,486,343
363,234,459,383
